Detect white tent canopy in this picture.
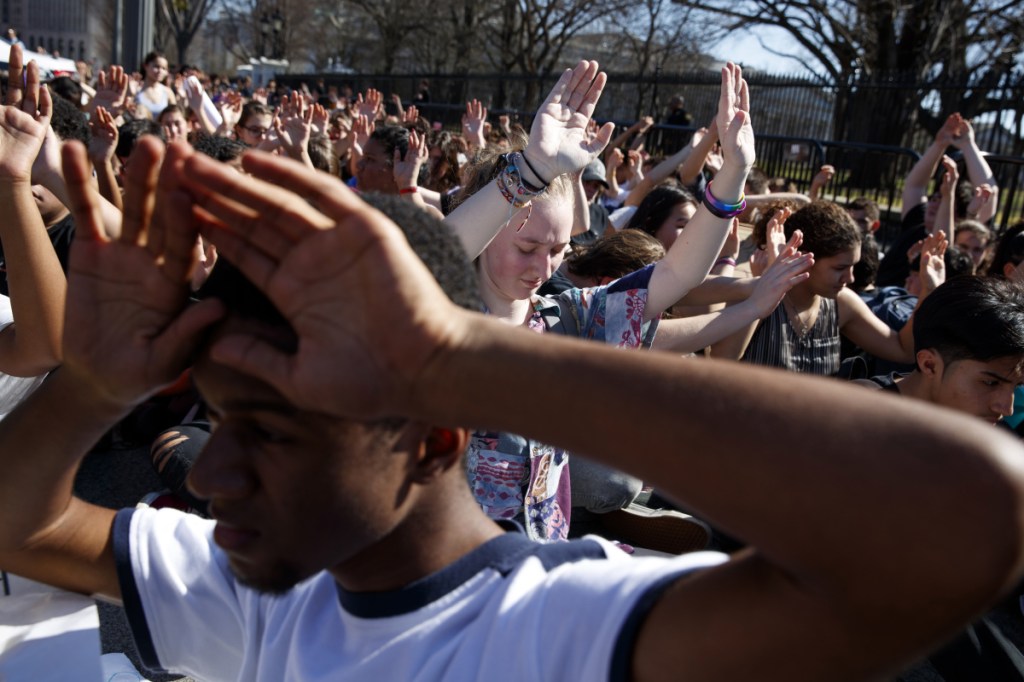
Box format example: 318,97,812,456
0,40,78,79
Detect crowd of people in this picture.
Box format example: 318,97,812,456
1,43,1024,681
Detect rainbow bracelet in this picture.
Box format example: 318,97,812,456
702,181,747,219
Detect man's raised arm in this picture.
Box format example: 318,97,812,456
186,148,1024,682
0,140,223,600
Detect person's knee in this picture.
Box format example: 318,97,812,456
570,456,642,513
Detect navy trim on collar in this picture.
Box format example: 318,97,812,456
112,507,168,674
336,524,607,619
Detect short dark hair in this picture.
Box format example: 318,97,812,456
852,232,880,292
369,125,409,161
913,276,1024,365
846,196,880,223
198,193,482,325
141,50,166,69
50,94,90,144
48,76,83,107
623,182,696,239
158,103,188,124
785,201,861,259
117,118,165,159
238,101,272,128
987,223,1024,277
191,133,247,164
307,133,339,177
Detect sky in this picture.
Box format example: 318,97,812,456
710,27,824,76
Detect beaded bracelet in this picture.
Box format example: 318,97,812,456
702,181,746,219
495,153,546,210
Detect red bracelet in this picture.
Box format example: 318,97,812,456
399,186,418,195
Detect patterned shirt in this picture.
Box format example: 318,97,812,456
468,265,659,541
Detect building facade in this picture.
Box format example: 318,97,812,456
3,0,90,60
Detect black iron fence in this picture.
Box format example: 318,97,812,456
279,68,1024,156
276,69,1024,235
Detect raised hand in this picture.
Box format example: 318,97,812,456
606,147,624,172
253,87,269,105
277,93,313,161
178,150,464,419
310,103,330,136
217,92,243,131
919,230,948,294
939,155,959,197
967,183,995,219
716,62,754,171
403,104,420,125
764,207,793,265
87,105,119,163
393,129,427,190
351,113,374,154
91,65,129,117
748,247,814,319
808,164,835,200
935,113,962,148
522,60,615,185
60,139,224,409
462,98,488,150
0,46,52,182
950,117,976,151
354,88,382,120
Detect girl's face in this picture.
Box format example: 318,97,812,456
478,198,573,304
161,111,188,142
954,231,987,268
146,57,169,84
652,202,697,250
805,246,860,298
236,113,273,147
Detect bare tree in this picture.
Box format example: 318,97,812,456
157,0,220,66
675,0,1024,145
607,0,705,118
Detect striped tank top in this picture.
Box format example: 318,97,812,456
742,297,841,376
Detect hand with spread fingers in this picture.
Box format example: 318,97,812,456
520,60,615,186
60,139,224,410
178,150,466,420
748,242,813,319
0,45,52,182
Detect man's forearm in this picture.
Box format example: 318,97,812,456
902,142,945,215
0,368,130,551
418,316,1024,589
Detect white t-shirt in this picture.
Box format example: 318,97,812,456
113,508,726,682
0,295,47,420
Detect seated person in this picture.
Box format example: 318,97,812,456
857,274,1024,679
2,131,1024,682
859,275,1024,424
712,202,946,376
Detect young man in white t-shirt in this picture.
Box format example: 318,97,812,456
2,65,1024,682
